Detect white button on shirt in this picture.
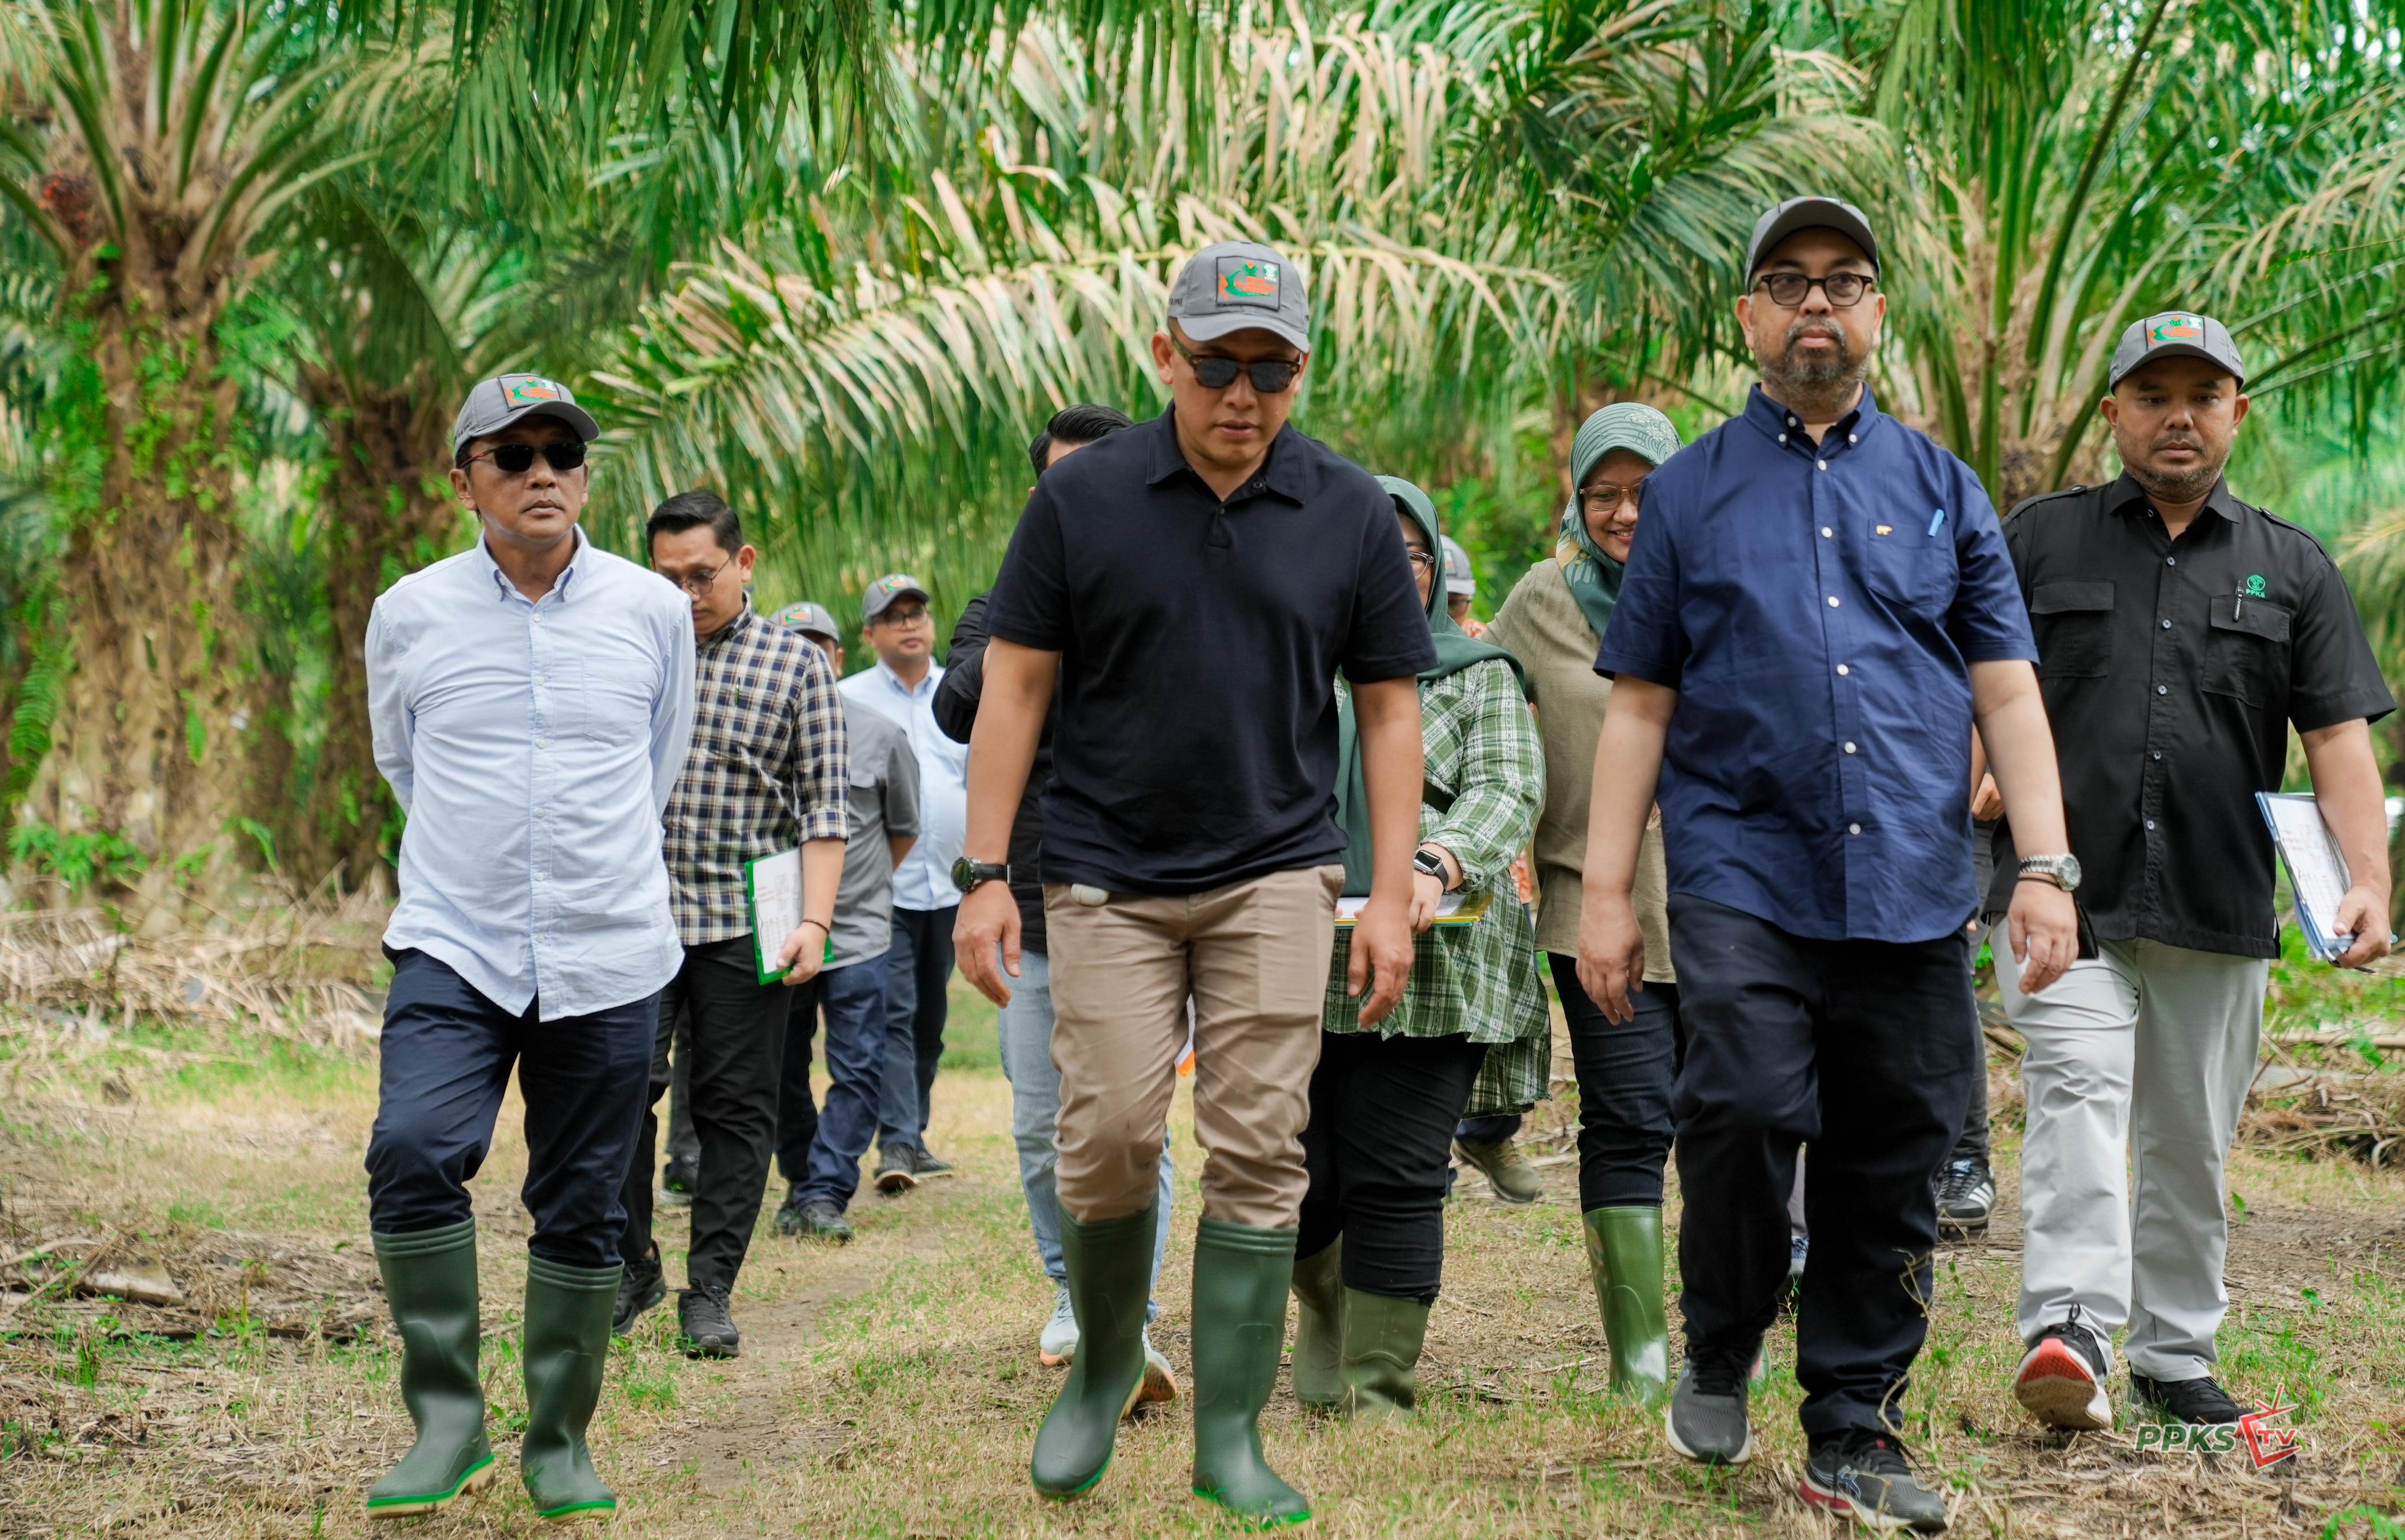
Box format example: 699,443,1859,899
841,661,969,911
367,531,697,1020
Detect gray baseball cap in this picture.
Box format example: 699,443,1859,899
768,600,840,643
451,373,600,453
860,573,931,622
1167,241,1310,353
2108,310,2246,390
1745,196,1880,280
1440,535,1476,598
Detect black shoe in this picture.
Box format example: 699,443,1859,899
1934,1158,1995,1237
2012,1306,2111,1430
911,1145,954,1180
660,1157,695,1210
783,1198,852,1243
1800,1431,1950,1532
678,1287,741,1360
2131,1371,2243,1425
611,1249,665,1337
875,1145,919,1195
1664,1352,1752,1464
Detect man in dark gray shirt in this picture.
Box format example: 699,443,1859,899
769,602,922,1242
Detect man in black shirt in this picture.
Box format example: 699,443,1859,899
954,242,1435,1523
1994,312,2393,1434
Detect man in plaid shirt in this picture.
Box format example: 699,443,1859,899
616,490,849,1357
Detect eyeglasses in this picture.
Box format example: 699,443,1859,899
875,605,931,627
665,559,730,596
1581,482,1644,519
1753,272,1876,309
1406,549,1439,572
465,440,589,475
1171,335,1301,394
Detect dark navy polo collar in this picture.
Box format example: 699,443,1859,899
1738,382,1882,453
1141,408,1312,505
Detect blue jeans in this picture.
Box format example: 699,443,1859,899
364,949,655,1269
996,950,1173,1312
877,905,957,1152
779,954,892,1210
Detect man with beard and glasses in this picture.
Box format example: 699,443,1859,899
1578,198,2080,1532
1993,313,2391,1435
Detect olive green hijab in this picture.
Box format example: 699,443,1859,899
1332,476,1525,897
1559,402,1684,640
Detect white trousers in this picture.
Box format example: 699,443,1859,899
1998,939,2268,1382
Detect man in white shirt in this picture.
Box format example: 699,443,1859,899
360,375,694,1524
838,573,970,1193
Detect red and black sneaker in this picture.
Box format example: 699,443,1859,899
2012,1305,2111,1430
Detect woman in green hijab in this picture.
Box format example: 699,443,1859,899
1291,475,1546,1420
1483,401,1686,1403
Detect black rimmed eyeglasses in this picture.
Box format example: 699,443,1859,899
1753,272,1877,309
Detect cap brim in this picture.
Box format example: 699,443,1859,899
458,399,601,450
2110,344,2244,388
864,585,931,619
1749,201,1879,277
1174,312,1311,353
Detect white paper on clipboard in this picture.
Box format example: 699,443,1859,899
2256,792,2353,961
746,848,802,983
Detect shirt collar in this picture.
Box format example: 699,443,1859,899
2103,472,2247,530
698,595,755,653
476,524,589,601
1741,382,1881,447
874,657,938,697
1143,408,1311,504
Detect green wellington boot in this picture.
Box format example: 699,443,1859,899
1190,1218,1310,1526
520,1256,623,1522
1338,1289,1430,1423
366,1221,497,1518
1031,1204,1157,1499
1287,1239,1345,1409
1582,1206,1671,1403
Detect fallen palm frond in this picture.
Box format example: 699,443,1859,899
2241,1070,2405,1168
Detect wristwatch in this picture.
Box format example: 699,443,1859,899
950,857,1012,895
2016,854,2082,893
1412,846,1453,891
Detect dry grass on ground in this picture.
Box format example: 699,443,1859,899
3,974,2405,1538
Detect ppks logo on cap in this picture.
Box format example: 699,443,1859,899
2148,314,2206,345
505,377,566,405
1218,258,1281,306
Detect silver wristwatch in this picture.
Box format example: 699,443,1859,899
2016,854,2082,893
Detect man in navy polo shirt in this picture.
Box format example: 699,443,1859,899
1577,198,2081,1533
955,240,1434,1524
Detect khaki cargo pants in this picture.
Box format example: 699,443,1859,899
1045,866,1343,1230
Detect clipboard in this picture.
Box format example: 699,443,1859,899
2256,792,2371,962
1333,891,1493,928
743,849,835,984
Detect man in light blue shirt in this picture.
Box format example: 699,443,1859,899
837,573,969,1191
358,375,694,1524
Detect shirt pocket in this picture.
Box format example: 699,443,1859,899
2203,600,2291,709
846,760,883,836
1859,518,1958,614
2028,581,2115,680
582,648,660,747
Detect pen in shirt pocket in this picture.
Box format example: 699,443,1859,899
1926,508,1947,537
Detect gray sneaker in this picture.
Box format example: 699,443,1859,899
1037,1283,1079,1366
1664,1356,1752,1464
1800,1432,1949,1532
678,1287,741,1360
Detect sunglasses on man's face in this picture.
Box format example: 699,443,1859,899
1172,335,1301,394
467,440,589,475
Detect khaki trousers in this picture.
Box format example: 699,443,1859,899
1045,866,1342,1230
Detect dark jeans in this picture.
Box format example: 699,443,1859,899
1552,952,1684,1210
365,949,654,1269
1668,897,1977,1442
777,953,892,1210
1297,1030,1490,1303
619,937,790,1297
1454,1113,1520,1142
876,904,958,1152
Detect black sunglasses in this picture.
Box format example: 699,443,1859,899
1172,335,1301,394
468,440,589,475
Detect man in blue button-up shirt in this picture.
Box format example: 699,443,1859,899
358,375,694,1523
1575,200,2080,1528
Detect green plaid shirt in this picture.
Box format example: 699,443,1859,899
1323,657,1548,1048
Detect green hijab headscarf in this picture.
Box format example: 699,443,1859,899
1332,476,1526,897
1559,402,1684,640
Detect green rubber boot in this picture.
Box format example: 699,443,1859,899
1582,1206,1671,1403
1337,1289,1429,1422
1030,1204,1156,1499
520,1257,621,1522
366,1221,496,1518
1287,1239,1344,1409
1190,1219,1310,1526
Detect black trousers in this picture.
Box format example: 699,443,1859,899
1669,897,1977,1442
619,937,790,1297
365,949,654,1269
1552,952,1684,1210
1296,1030,1489,1304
